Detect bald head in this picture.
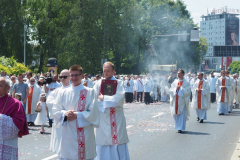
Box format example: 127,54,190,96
60,69,70,76
60,69,70,86
0,77,10,96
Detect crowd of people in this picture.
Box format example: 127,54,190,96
0,63,239,159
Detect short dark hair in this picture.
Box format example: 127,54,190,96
210,72,213,74
84,73,88,76
225,70,229,74
178,69,185,75
198,72,203,76
69,65,83,74
28,72,32,76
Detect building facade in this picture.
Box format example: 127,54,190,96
200,9,239,71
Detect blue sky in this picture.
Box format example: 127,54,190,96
183,0,240,26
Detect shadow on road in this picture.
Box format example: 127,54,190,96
181,131,210,135
204,121,225,124
224,111,240,117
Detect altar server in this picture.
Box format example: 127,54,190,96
52,65,100,160
94,62,130,160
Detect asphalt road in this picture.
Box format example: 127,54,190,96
18,102,240,160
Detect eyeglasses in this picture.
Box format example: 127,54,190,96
59,76,68,79
30,81,35,82
70,74,81,78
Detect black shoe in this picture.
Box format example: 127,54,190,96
200,119,203,123
178,130,182,133
219,113,224,115
47,126,52,128
228,111,230,113
197,117,200,121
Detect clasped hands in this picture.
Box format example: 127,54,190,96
196,89,202,92
176,85,181,90
65,110,77,121
98,93,104,101
221,86,226,89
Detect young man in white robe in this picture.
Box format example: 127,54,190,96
226,70,235,113
81,73,94,88
233,74,240,108
169,70,191,133
26,77,41,126
0,77,29,159
124,75,134,103
144,75,153,105
192,72,210,123
160,75,169,102
136,76,144,103
52,65,100,160
94,62,130,160
208,72,218,103
46,69,71,154
216,70,232,115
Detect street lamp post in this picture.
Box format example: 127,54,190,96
24,24,27,66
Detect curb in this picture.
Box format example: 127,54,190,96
231,138,240,160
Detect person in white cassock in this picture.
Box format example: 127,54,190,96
144,75,153,105
136,76,144,103
169,70,191,133
226,70,235,113
46,69,71,154
160,75,169,102
52,65,100,160
192,72,210,123
26,77,41,126
208,72,217,103
94,62,130,160
216,70,232,115
124,75,134,103
233,74,240,108
81,73,94,88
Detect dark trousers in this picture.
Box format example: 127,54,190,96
145,92,151,104
49,118,52,127
125,92,133,103
190,92,192,102
211,93,216,103
137,92,143,102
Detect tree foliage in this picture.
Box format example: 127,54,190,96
229,61,240,74
0,0,207,74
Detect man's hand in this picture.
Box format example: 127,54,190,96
23,99,26,104
176,85,181,90
64,110,77,121
98,94,104,101
222,86,226,89
50,88,54,91
83,81,88,87
197,89,202,92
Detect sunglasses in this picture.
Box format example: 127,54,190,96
59,76,68,79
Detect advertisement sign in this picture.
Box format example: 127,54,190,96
225,19,239,45
47,66,58,74
221,57,232,68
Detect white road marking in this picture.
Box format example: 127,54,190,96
126,125,133,129
152,112,165,118
42,154,58,160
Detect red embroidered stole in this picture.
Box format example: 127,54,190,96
110,107,119,145
221,79,225,102
27,86,34,114
76,89,88,160
175,81,183,114
197,81,203,109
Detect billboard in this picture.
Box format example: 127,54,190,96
225,19,239,45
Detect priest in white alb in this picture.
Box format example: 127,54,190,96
192,72,210,123
216,70,232,115
81,73,94,88
208,72,218,103
169,70,191,133
94,62,130,160
233,74,240,108
0,77,29,159
226,70,235,113
26,77,41,126
52,65,100,160
46,69,71,154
